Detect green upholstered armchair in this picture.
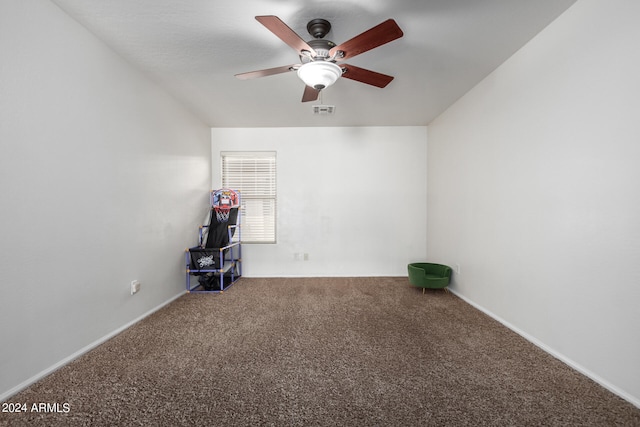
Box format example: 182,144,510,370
407,263,452,294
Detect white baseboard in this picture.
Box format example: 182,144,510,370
448,288,640,409
0,291,186,402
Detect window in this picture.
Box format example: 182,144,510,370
221,151,276,243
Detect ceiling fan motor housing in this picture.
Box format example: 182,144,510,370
300,39,337,63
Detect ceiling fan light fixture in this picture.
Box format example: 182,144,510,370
297,61,342,91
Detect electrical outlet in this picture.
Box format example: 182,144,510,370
455,264,461,274
131,280,141,295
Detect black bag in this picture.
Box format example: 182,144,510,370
199,274,221,291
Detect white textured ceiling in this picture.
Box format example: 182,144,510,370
50,0,576,127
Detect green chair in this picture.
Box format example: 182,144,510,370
407,263,452,294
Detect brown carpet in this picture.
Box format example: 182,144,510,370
2,277,639,426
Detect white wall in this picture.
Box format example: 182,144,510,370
0,1,210,399
427,0,640,406
211,127,427,277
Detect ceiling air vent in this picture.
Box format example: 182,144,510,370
313,105,335,115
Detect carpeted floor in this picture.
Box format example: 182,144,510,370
2,277,639,426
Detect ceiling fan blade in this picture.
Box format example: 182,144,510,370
235,64,298,80
340,64,394,88
256,16,316,56
302,85,320,102
329,19,403,61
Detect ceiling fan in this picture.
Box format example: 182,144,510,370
235,15,404,102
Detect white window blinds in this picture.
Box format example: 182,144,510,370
221,151,276,243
